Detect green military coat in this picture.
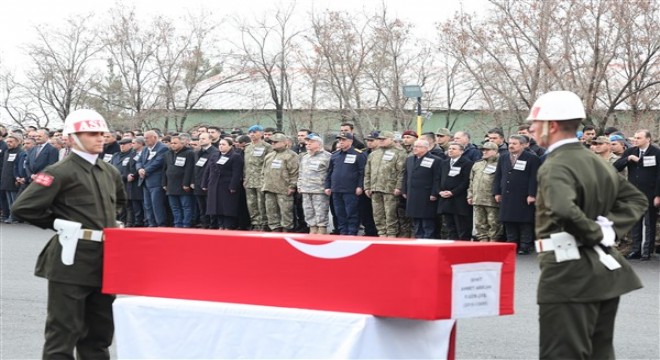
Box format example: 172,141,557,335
12,153,126,287
535,142,646,303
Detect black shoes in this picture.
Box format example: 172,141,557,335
627,252,654,261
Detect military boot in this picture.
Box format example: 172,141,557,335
317,226,327,234
309,226,318,234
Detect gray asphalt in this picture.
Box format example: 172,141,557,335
1,223,658,359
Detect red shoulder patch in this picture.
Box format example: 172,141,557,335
34,173,54,187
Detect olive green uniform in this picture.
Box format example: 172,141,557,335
535,142,646,359
12,152,126,360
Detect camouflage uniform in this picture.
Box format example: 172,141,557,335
262,146,299,230
298,149,331,229
468,155,503,241
243,140,272,229
607,152,626,178
364,143,407,237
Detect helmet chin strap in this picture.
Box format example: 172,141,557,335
541,121,550,145
70,133,94,154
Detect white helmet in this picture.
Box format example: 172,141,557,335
526,91,586,121
63,109,110,136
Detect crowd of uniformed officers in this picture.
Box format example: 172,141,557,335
1,120,658,257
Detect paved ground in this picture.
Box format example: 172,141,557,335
1,223,658,359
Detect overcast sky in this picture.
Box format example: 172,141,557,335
0,0,487,71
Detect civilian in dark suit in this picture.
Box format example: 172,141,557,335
402,139,441,238
437,142,474,240
193,132,219,229
1,135,25,223
125,138,145,227
15,138,34,194
493,135,540,254
136,130,169,227
162,135,195,228
614,129,660,260
25,129,59,182
110,138,133,225
453,131,482,162
101,132,120,162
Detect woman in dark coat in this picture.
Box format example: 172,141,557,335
202,138,244,230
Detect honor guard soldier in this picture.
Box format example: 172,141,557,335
12,109,127,360
528,91,646,359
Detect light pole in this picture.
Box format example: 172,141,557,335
402,85,423,135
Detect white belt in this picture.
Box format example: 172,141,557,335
535,239,556,253
535,233,620,270
535,238,583,253
78,229,104,242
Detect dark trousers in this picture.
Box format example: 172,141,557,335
168,194,194,228
435,214,445,239
5,191,18,221
129,199,144,227
0,189,8,219
443,213,471,240
329,194,340,234
540,297,620,360
142,186,167,227
413,218,436,239
237,187,250,230
293,192,308,232
332,192,359,235
218,215,238,230
44,281,115,360
504,222,535,250
358,194,378,236
196,195,213,228
630,207,658,256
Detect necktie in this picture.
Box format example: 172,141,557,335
36,145,43,157
450,159,455,167
640,150,645,158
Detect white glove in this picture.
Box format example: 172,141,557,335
596,216,615,247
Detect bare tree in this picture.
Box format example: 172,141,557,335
20,14,103,125
597,0,660,129
101,5,164,129
0,70,48,129
311,10,376,136
439,0,660,131
154,11,247,132
293,38,324,132
236,3,303,132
